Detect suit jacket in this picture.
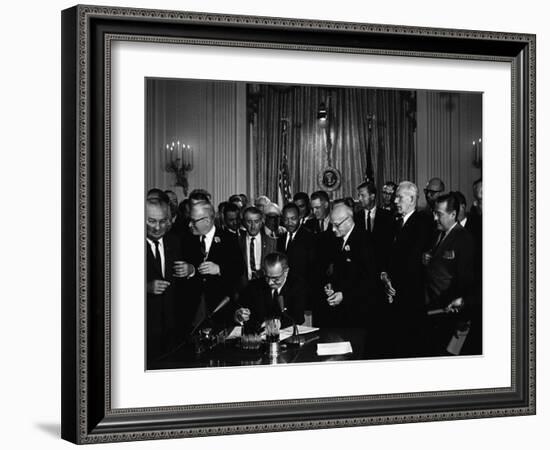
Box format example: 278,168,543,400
146,231,185,362
354,207,395,272
464,212,482,289
303,217,335,279
418,207,438,236
385,210,433,311
238,230,277,283
303,216,330,234
317,225,378,327
181,227,244,328
171,215,192,240
424,224,475,309
277,226,317,284
240,271,307,330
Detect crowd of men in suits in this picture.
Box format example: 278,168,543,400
146,177,483,364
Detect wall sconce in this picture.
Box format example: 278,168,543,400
472,137,482,169
165,140,194,195
317,102,328,123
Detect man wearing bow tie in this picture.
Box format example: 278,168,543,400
316,204,377,328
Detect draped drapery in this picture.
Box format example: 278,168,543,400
250,84,416,201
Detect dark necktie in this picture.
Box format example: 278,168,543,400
396,216,404,230
249,236,256,277
286,233,293,252
152,239,163,278
394,216,404,242
338,237,345,251
367,210,372,232
433,231,445,251
200,235,206,258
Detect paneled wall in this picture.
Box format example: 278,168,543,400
146,80,482,209
146,79,247,205
416,90,482,208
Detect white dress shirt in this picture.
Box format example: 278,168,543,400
285,230,297,250
364,206,377,231
341,224,355,249
202,225,217,257
146,237,165,278
402,209,415,226
245,233,262,279
319,216,330,232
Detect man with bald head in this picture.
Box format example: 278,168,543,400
316,204,377,328
254,195,271,214
234,252,306,331
146,198,186,365
424,177,445,211
379,181,433,357
180,201,244,332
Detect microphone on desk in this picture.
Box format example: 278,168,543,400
276,295,302,347
209,296,231,318
190,296,231,336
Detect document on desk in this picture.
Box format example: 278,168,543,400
316,342,353,356
279,325,319,341
225,326,242,340
226,325,319,341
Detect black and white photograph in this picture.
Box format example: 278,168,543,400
55,2,537,445
144,79,483,370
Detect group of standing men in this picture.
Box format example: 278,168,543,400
146,177,483,364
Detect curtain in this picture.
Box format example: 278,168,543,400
250,84,416,201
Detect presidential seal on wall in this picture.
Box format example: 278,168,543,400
317,167,341,191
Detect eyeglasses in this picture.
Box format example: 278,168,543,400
332,216,350,228
189,216,209,226
266,271,287,283
424,189,443,195
147,218,170,227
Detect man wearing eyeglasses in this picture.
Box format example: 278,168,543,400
415,177,445,244
180,201,244,333
423,177,446,210
380,181,397,212
234,252,306,331
316,204,377,329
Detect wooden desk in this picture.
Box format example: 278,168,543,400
149,328,367,370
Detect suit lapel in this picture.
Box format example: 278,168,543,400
163,236,171,279
345,225,359,248
372,208,387,233
433,224,459,257
238,233,247,265
260,233,267,262
206,228,222,261
146,241,161,279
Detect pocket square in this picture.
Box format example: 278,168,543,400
443,250,455,260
